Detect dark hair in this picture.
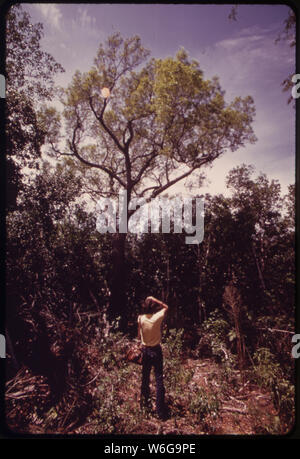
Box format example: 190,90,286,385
141,297,159,314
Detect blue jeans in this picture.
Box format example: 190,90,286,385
141,344,166,418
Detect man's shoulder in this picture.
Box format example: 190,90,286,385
152,308,166,321
139,314,148,322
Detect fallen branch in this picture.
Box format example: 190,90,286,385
63,418,79,433
255,394,270,401
257,327,294,335
221,405,247,414
229,394,249,400
238,380,250,392
60,397,78,429
82,369,102,387
6,392,49,400
220,345,229,360
228,396,247,409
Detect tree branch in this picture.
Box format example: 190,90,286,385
68,123,127,188
133,149,158,186
89,96,133,188
124,119,134,148
89,96,125,154
150,159,208,200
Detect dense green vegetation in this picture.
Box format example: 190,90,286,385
5,5,295,435
5,159,295,434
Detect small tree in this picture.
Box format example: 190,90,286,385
223,279,246,372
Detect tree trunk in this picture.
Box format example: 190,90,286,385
108,232,128,330
197,235,210,325
251,242,266,291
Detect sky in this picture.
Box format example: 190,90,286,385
22,2,296,198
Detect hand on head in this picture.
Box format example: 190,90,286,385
146,296,155,302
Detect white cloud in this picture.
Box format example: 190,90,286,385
217,34,264,51
71,6,100,39
33,4,62,30
78,7,96,29
236,24,278,38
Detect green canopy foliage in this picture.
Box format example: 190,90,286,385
46,32,256,207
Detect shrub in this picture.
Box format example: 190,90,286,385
163,328,185,395
188,387,220,424
252,347,295,433
197,310,231,363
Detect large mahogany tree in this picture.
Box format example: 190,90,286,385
45,33,257,325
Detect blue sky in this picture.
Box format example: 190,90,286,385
23,3,295,197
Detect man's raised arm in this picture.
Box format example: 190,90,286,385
147,296,168,312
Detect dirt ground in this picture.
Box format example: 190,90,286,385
74,357,280,436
